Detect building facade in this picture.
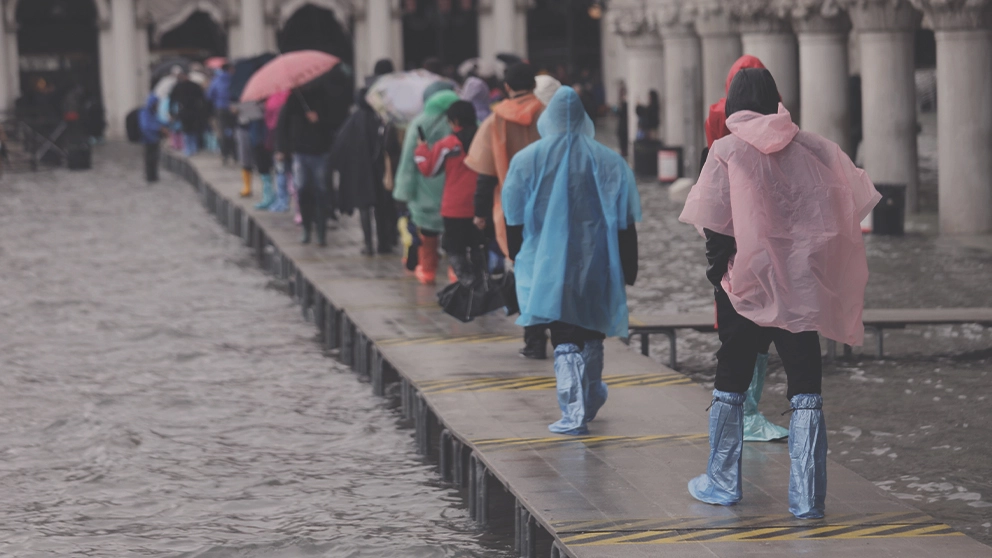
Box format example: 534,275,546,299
0,0,989,235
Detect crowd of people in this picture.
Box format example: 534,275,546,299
140,54,880,521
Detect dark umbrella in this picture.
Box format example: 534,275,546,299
228,53,277,103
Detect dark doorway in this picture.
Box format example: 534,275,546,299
159,11,228,59
278,4,353,66
527,0,601,80
403,0,478,73
16,0,100,103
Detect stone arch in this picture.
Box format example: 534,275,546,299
277,0,352,30
151,0,228,41
7,0,109,28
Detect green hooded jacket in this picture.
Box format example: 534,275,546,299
393,89,460,233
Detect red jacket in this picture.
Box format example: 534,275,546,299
414,134,478,219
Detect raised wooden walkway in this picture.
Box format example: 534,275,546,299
164,151,992,558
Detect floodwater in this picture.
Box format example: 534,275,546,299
0,147,512,558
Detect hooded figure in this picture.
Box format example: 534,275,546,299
139,94,164,182
460,76,492,121
705,55,767,148
680,68,880,519
502,87,641,435
393,89,461,282
332,88,396,255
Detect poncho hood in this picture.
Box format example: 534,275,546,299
460,77,491,120
726,104,799,155
145,93,158,110
493,93,543,126
422,81,455,104
424,90,459,116
537,86,595,138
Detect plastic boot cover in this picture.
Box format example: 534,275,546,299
269,169,289,212
744,354,789,442
548,343,591,435
788,394,827,519
255,175,276,209
688,390,745,505
581,340,607,423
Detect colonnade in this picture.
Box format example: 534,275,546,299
603,0,992,235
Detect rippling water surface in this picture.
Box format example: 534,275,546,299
0,148,512,557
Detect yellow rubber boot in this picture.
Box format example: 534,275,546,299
240,169,252,197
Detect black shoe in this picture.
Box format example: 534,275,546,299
361,246,375,256
301,227,312,245
519,345,547,360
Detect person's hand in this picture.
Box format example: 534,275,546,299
416,138,426,147
473,217,486,230
274,152,284,162
306,111,319,123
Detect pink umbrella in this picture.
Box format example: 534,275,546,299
240,50,340,102
205,57,227,70
265,90,290,131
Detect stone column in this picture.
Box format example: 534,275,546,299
478,3,496,64
911,0,992,234
369,0,396,71
98,18,116,133
732,1,799,116
658,1,703,174
227,20,243,59
601,10,628,107
135,13,151,100
110,0,139,136
494,0,516,54
391,2,404,69
615,6,666,145
840,0,920,213
793,3,851,154
515,0,530,58
0,10,11,111
695,4,742,111
4,19,19,110
240,0,266,57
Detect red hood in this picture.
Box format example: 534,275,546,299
725,55,766,94
492,93,543,126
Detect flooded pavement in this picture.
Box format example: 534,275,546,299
0,146,512,558
627,173,992,546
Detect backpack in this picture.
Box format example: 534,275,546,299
125,109,141,143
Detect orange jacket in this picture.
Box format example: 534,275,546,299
464,93,544,256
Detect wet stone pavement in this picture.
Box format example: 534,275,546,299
0,145,513,557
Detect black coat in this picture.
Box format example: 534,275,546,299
170,80,207,134
331,100,385,214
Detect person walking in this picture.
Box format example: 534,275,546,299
414,100,481,285
635,90,660,140
139,94,165,182
393,87,460,284
502,86,641,436
702,54,785,442
464,63,547,359
276,83,339,246
207,63,236,165
266,90,292,213
332,88,396,255
679,68,880,519
616,82,629,159
170,71,207,157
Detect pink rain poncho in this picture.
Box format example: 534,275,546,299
680,104,881,346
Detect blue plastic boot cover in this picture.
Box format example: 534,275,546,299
255,174,276,209
549,343,591,435
269,166,290,212
581,340,607,423
744,354,790,442
688,389,746,505
788,393,827,519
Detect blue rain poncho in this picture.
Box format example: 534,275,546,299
501,87,641,338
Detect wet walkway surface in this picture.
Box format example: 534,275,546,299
0,146,512,557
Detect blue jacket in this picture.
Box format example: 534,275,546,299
206,72,232,111
139,94,163,144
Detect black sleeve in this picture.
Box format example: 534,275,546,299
704,228,737,288
618,223,638,286
700,147,710,169
276,99,293,154
475,173,498,219
506,224,523,261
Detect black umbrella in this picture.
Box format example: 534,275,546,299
437,265,509,323
228,53,277,103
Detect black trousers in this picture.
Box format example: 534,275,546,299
144,142,160,182
219,110,237,162
714,289,822,400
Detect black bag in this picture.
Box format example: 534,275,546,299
437,265,506,323
496,271,519,316
125,108,142,143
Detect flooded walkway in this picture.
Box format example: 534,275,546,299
0,146,511,557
